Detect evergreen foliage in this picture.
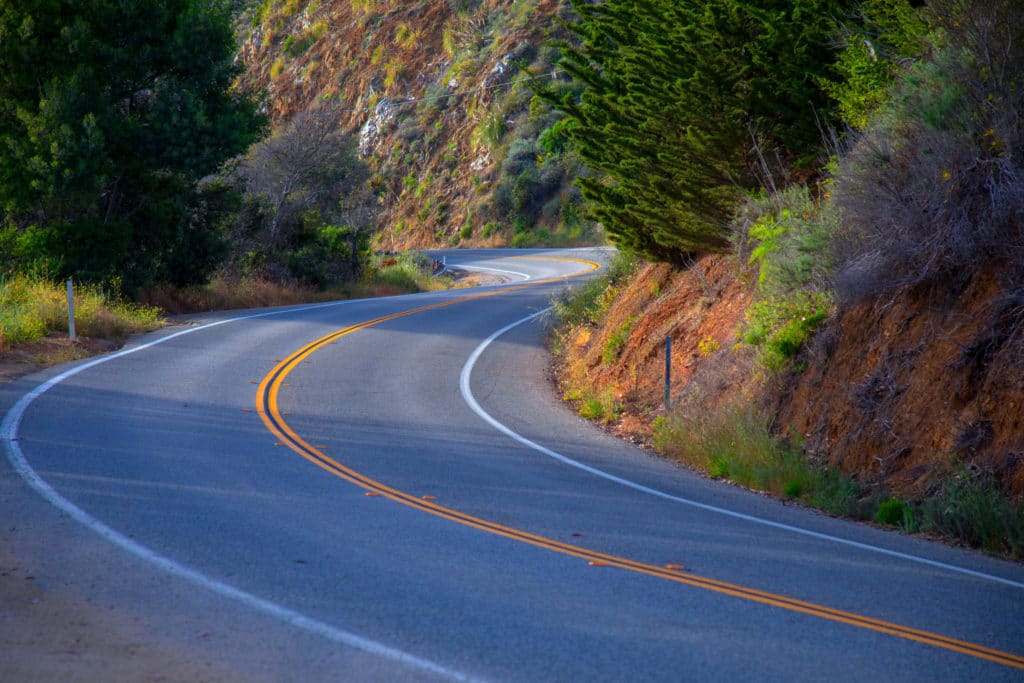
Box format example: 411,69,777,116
823,0,928,129
0,0,263,290
538,0,850,264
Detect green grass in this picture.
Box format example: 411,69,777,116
875,498,916,531
550,250,636,329
566,385,621,424
917,469,1024,558
602,316,634,364
653,402,830,502
652,399,867,514
653,399,1024,558
0,274,162,349
741,292,831,370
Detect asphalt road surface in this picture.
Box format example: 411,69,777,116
3,248,1023,681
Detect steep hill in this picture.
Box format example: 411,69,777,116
236,0,600,251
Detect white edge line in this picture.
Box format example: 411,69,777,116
454,265,532,281
458,308,1024,591
1,298,477,683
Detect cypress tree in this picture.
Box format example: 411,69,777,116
539,0,850,264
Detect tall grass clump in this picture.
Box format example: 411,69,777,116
918,468,1024,558
368,251,445,294
654,401,808,499
0,274,162,349
564,385,621,424
653,397,865,513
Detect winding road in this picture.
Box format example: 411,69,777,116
2,248,1023,681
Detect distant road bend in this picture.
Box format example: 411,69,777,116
3,247,1023,681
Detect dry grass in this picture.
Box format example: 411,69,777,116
142,276,354,314
0,275,162,351
143,259,450,315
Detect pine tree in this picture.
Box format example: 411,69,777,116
0,0,264,289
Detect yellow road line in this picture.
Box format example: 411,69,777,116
255,258,1024,671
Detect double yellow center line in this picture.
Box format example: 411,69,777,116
255,258,1024,671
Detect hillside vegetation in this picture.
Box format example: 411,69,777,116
237,0,602,252
550,0,1024,556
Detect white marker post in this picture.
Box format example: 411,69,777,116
66,279,76,342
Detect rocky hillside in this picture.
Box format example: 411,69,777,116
236,0,600,251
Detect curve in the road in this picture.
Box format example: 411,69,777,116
0,255,599,681
0,303,482,682
5,253,1022,676
459,310,1024,591
255,280,1024,671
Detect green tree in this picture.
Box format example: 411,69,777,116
228,103,376,287
0,0,263,290
538,0,850,264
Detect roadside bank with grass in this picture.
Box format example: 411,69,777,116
0,251,450,381
549,251,1024,560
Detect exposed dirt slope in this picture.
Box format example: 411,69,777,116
779,263,1024,499
560,254,1024,501
558,255,760,441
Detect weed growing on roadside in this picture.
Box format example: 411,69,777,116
655,400,808,499
652,398,865,512
0,275,162,349
917,468,1024,558
569,386,621,424
875,498,916,531
653,394,1024,557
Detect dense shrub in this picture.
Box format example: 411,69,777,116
830,0,1024,301
226,103,377,286
738,187,835,369
0,0,263,290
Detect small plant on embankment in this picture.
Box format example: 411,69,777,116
548,251,636,422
